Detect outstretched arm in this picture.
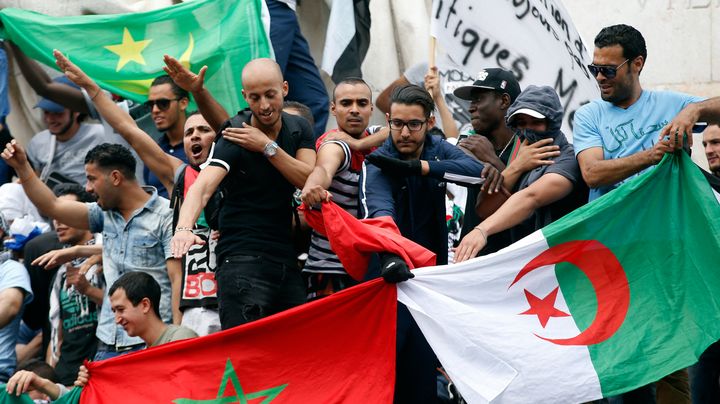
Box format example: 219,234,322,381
300,142,345,206
163,55,229,132
454,173,573,262
6,42,89,113
171,165,226,258
2,140,89,229
55,50,180,191
577,141,671,189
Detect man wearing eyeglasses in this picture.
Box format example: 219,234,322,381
359,84,486,403
144,75,190,199
574,24,720,202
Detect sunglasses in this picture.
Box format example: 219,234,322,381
143,98,180,111
587,58,630,79
389,119,427,132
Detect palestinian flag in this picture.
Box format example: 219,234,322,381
0,0,271,113
398,152,720,403
320,0,371,83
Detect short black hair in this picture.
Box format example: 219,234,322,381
18,359,58,383
109,272,161,318
595,24,647,63
84,143,137,180
389,84,435,118
332,77,372,102
283,101,315,128
150,75,189,100
52,183,96,203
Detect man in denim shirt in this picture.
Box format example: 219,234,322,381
1,142,180,360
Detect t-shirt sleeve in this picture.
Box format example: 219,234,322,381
207,136,240,173
318,140,351,173
678,92,706,109
0,260,33,303
572,103,603,156
86,202,104,234
296,118,315,150
545,143,582,185
404,62,429,86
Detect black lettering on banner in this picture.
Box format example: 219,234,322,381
555,68,577,121
512,57,529,82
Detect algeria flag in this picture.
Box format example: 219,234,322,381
398,152,720,403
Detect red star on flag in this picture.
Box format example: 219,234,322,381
519,287,570,328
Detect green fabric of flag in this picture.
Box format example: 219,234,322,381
0,385,82,404
0,0,272,113
0,385,34,404
547,152,720,396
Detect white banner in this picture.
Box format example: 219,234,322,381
430,0,600,139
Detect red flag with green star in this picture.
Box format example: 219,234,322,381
77,280,396,403
0,0,271,113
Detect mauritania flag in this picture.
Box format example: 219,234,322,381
398,152,720,403
0,0,271,113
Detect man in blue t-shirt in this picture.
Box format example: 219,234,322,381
573,24,720,201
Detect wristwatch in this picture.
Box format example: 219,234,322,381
263,141,279,158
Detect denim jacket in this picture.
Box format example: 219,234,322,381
88,187,173,347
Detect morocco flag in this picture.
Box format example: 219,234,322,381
34,280,396,404
398,152,720,403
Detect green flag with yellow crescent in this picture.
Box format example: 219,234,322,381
0,0,272,113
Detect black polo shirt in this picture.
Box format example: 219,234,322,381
208,110,314,265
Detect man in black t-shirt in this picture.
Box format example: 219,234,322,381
171,58,316,330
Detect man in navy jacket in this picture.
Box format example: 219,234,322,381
359,84,491,403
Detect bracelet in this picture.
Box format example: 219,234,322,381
473,225,487,241
175,227,194,233
90,87,101,101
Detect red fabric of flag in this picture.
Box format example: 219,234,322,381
300,201,436,281
80,280,397,403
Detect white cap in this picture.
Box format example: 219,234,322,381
508,108,546,122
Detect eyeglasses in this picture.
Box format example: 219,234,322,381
587,58,630,79
389,118,427,132
143,98,180,111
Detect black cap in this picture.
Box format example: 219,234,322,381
453,68,521,103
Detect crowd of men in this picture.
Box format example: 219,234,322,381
0,19,719,404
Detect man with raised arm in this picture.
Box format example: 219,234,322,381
1,141,180,361
55,51,220,336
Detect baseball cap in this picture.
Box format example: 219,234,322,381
453,68,521,103
34,76,80,113
507,107,546,123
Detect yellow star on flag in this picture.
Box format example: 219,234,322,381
104,27,152,72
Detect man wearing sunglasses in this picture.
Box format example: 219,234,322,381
143,75,190,199
574,24,720,202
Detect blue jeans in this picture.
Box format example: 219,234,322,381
266,0,329,137
93,342,144,361
216,255,306,330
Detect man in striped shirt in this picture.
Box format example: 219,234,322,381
300,78,382,300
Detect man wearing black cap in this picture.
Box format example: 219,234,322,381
452,68,535,255
26,76,105,187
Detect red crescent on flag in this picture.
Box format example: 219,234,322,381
509,240,630,346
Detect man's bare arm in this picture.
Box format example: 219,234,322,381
2,141,89,229
376,76,411,114
7,42,89,113
166,258,182,325
300,143,345,206
577,141,672,189
55,50,180,191
163,55,229,132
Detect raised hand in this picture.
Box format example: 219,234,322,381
1,140,31,173
163,54,207,93
53,50,97,91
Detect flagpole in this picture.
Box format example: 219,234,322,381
429,36,436,100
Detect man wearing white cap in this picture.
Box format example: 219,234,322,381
454,85,588,262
